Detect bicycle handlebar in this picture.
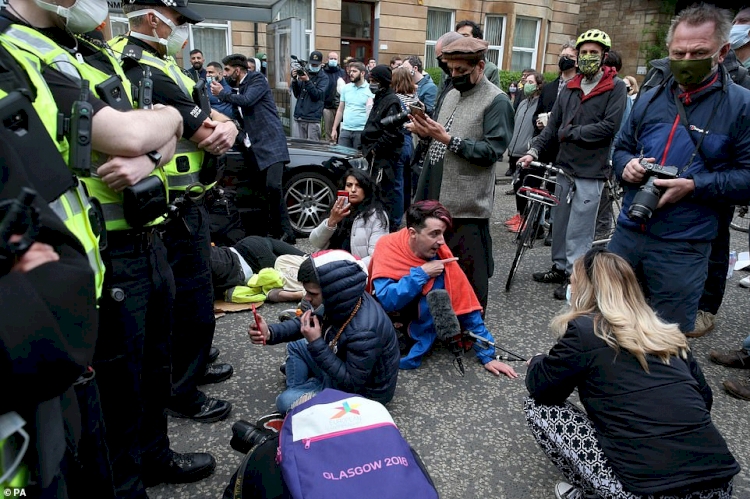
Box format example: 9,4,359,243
523,161,575,184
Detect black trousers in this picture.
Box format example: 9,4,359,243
446,219,493,312
95,232,174,499
233,235,305,271
698,206,734,315
162,201,215,414
262,161,295,239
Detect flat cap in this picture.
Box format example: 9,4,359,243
441,37,489,59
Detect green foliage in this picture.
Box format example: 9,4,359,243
497,70,561,92
425,67,443,87
640,0,677,67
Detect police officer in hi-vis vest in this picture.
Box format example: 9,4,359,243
0,0,215,495
114,0,236,448
0,38,100,497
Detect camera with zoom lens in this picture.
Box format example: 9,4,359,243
627,159,679,222
230,419,273,454
290,55,307,77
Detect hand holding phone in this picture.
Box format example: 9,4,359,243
408,103,425,118
336,190,350,207
251,304,266,345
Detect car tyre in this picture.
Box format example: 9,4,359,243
284,171,337,238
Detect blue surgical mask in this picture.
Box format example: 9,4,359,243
308,64,321,73
329,60,338,67
730,24,750,50
565,284,572,305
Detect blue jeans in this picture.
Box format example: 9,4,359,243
276,338,331,413
608,225,710,333
743,334,750,351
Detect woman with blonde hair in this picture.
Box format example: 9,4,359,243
623,75,638,100
525,248,739,499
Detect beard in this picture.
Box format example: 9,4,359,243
192,62,203,70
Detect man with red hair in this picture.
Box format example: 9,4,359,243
369,201,518,377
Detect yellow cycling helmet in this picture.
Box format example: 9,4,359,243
576,29,612,50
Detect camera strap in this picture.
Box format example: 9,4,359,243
672,91,719,176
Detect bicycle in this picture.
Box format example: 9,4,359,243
730,205,749,233
505,161,574,292
591,174,622,247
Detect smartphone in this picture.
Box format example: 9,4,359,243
408,103,425,117
251,304,265,344
337,190,350,207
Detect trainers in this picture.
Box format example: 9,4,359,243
723,376,750,401
685,310,715,338
507,219,524,233
533,266,566,284
504,213,521,226
710,348,750,368
740,275,750,288
555,482,583,499
553,279,569,300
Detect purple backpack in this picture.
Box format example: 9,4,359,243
277,389,439,499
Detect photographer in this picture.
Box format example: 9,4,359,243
291,51,328,141
610,4,750,334
361,65,405,229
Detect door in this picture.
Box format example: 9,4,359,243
340,1,373,62
266,17,305,136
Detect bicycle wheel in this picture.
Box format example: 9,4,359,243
592,182,621,247
506,202,543,292
730,206,750,233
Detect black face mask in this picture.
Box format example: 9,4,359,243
437,57,450,75
452,68,477,93
558,56,576,72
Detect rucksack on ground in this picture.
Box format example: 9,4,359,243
278,389,439,499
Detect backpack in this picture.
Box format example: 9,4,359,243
278,389,439,499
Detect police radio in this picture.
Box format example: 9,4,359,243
139,67,153,109
68,80,93,177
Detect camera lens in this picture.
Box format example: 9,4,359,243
380,110,410,128
627,178,661,222
230,419,270,454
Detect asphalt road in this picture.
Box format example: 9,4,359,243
149,181,750,499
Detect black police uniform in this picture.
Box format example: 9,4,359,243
0,17,177,497
121,36,231,422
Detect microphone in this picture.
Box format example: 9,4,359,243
426,289,465,375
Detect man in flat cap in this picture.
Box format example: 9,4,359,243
410,37,514,312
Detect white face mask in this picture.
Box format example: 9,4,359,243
127,9,190,57
35,0,108,33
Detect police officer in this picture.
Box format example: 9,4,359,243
113,0,236,436
0,0,215,495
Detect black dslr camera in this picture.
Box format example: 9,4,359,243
291,55,307,77
230,420,273,454
627,159,679,222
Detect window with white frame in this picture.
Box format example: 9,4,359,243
511,16,540,71
189,22,232,67
109,16,129,39
275,0,314,57
484,15,505,68
424,9,454,70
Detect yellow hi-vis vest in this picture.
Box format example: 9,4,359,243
2,25,169,232
0,35,105,299
109,36,212,194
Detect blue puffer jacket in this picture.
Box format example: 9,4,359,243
613,68,750,241
268,258,400,406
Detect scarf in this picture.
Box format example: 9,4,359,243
368,228,482,315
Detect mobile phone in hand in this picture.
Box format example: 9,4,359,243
408,103,425,118
337,190,350,207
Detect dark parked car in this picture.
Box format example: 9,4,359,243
222,139,368,238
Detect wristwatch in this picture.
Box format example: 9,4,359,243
147,150,162,167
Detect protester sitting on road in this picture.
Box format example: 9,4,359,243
309,168,388,266
525,248,740,499
210,236,306,302
505,71,544,234
249,250,400,414
369,201,519,378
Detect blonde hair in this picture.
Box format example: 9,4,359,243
550,250,688,371
624,75,639,94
